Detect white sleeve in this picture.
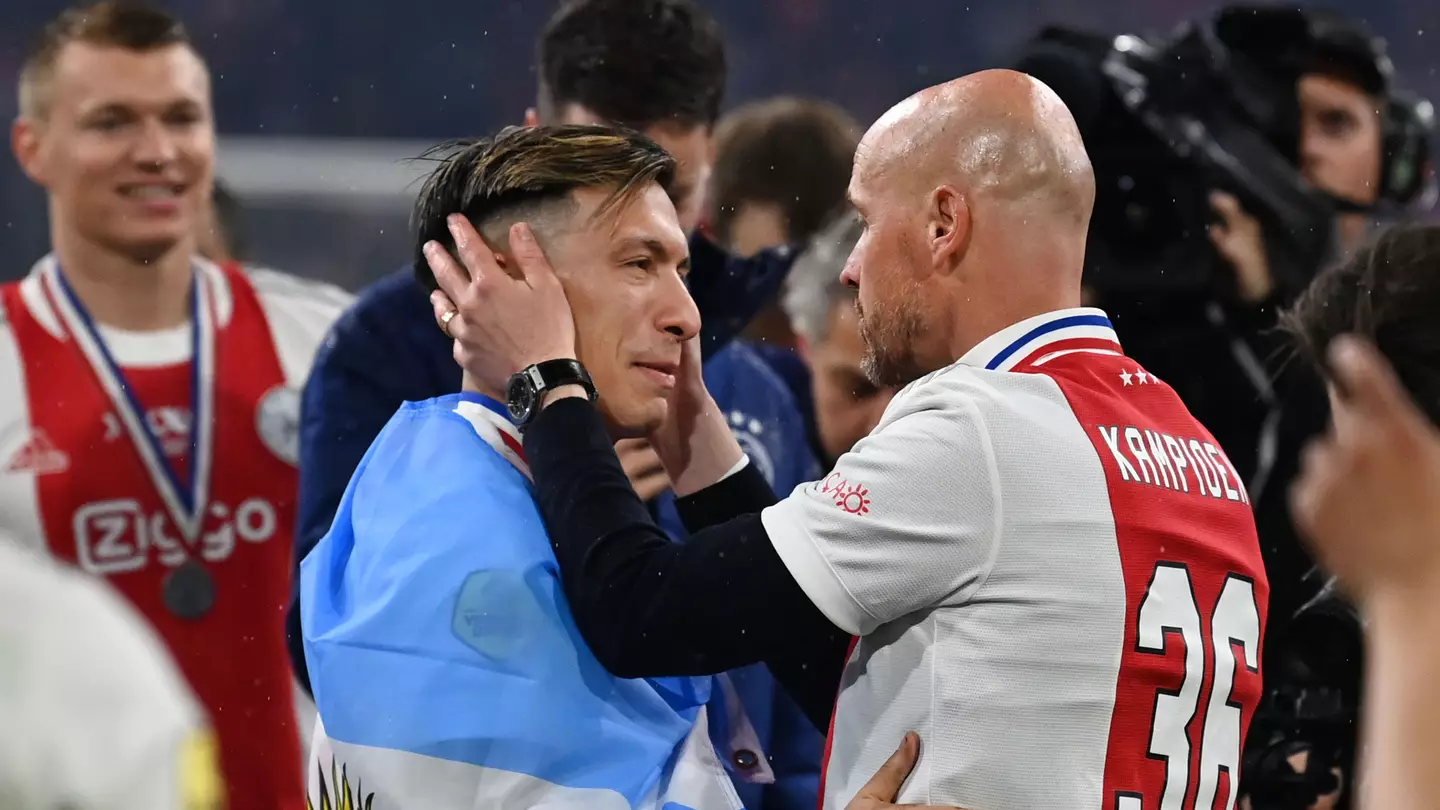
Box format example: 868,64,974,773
760,394,1001,636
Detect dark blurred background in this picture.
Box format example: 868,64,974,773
1,0,1434,289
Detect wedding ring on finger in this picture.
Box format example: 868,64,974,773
440,309,458,337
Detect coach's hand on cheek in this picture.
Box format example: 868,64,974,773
846,733,969,810
424,215,577,392
646,335,745,496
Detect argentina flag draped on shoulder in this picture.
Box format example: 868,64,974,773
300,392,743,810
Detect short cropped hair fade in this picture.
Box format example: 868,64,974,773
18,1,192,120
1280,223,1440,425
412,125,676,293
536,0,726,130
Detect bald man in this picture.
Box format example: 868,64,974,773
425,70,1270,810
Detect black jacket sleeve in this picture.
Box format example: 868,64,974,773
524,396,848,729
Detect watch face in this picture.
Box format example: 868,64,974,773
507,376,535,423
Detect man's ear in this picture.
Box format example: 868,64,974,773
523,107,540,127
478,239,526,283
12,118,48,187
929,185,971,272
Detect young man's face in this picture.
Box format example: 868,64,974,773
13,42,215,262
552,103,713,235
1298,73,1384,208
545,183,700,437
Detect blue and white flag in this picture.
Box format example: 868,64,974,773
300,393,743,810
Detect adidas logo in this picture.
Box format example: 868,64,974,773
5,430,70,476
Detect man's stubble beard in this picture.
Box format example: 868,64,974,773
856,283,927,388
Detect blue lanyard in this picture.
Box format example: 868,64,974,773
51,263,209,528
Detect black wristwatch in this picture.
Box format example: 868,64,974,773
506,358,597,427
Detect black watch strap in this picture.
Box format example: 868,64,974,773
507,359,596,426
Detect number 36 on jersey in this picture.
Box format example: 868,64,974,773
1110,562,1264,810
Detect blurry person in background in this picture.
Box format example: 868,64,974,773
195,179,244,264
1207,10,1417,306
1290,337,1440,810
289,1,823,806
781,214,898,469
190,173,324,765
706,97,861,415
0,3,351,809
1105,6,1435,667
710,97,862,262
1210,9,1435,665
1276,223,1440,810
709,97,861,350
302,126,746,810
0,539,224,810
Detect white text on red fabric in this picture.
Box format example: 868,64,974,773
1095,425,1250,505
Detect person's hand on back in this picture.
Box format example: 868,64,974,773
846,733,970,810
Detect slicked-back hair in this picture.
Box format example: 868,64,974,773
19,1,193,120
1279,223,1440,425
411,124,676,293
537,0,726,130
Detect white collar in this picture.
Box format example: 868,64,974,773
956,307,1121,372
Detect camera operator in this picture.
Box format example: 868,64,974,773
1210,7,1431,654
1160,13,1433,810
1062,6,1434,655
1014,11,1432,806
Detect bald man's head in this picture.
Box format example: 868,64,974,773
855,69,1095,226
838,69,1097,388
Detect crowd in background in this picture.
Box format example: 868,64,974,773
1,0,1438,809
0,0,1436,284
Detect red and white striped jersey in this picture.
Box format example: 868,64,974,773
762,307,1268,810
0,255,352,810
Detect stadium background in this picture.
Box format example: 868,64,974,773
0,0,1433,289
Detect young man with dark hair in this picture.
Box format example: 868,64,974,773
532,0,724,234
2,4,352,809
291,2,823,807
709,97,861,258
706,97,862,413
1279,224,1440,416
302,124,749,809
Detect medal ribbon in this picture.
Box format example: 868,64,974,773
42,261,216,544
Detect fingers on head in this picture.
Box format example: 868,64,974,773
1329,336,1426,441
